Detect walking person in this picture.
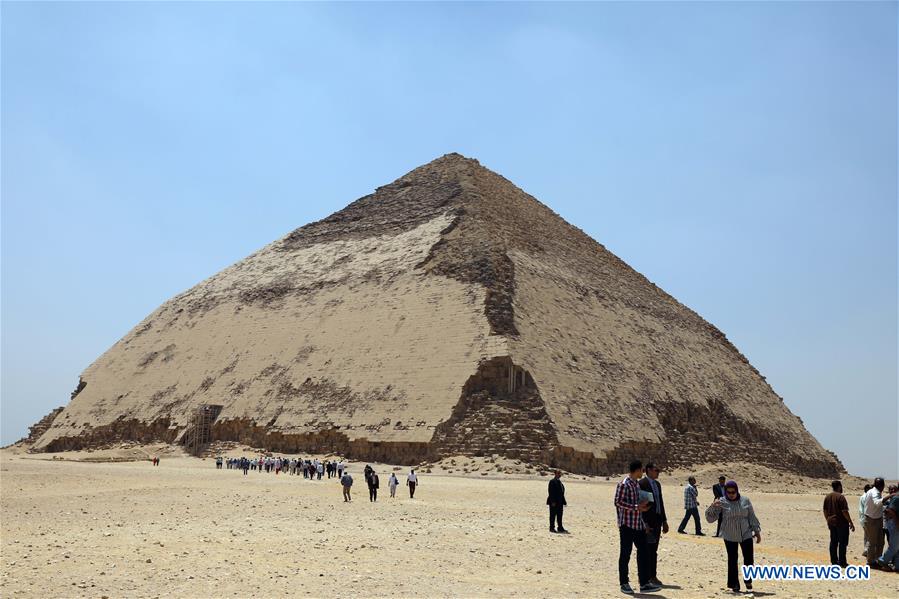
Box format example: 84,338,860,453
340,470,354,502
677,477,704,535
639,462,668,586
407,469,418,499
705,480,761,593
547,470,568,533
823,480,855,567
368,471,380,502
712,476,726,537
388,473,399,498
614,460,659,594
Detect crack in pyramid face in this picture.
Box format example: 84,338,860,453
32,153,843,476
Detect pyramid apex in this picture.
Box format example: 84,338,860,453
426,152,481,167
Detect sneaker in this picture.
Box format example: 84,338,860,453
639,583,661,593
649,577,663,586
696,532,706,536
620,583,634,594
558,528,570,534
677,530,687,534
549,529,557,533
729,586,741,593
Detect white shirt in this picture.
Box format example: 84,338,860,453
407,472,417,483
388,475,398,487
864,488,885,519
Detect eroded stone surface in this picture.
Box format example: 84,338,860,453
32,153,843,476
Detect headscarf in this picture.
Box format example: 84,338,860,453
724,480,740,501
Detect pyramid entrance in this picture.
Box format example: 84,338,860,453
430,357,559,462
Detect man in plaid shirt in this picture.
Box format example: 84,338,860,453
677,476,704,535
614,460,659,594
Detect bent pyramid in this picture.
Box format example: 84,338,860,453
34,154,842,476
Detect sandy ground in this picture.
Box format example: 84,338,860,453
1,447,895,598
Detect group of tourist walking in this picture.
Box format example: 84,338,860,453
218,455,346,479
548,460,896,595
215,455,420,503
208,453,896,593
339,464,418,502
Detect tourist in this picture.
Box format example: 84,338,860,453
859,483,871,554
407,469,418,498
705,480,761,593
317,461,324,480
677,476,703,535
215,456,223,469
863,478,892,567
547,470,567,533
614,459,658,594
364,464,374,487
712,476,726,537
886,485,898,545
388,472,399,498
876,492,899,571
822,480,855,567
337,461,345,479
368,470,380,502
341,470,353,502
639,462,668,586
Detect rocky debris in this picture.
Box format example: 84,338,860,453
15,407,64,446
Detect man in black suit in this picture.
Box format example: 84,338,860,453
712,476,727,537
639,462,668,586
547,470,568,533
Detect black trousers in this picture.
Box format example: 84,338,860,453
549,504,564,530
645,525,660,581
619,526,648,586
369,487,377,502
724,538,754,590
678,508,702,533
409,482,416,498
829,526,849,566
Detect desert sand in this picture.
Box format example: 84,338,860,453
1,446,893,598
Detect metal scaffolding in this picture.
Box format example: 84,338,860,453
187,404,222,456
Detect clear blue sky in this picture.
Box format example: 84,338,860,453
2,2,896,478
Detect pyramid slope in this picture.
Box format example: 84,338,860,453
34,154,842,476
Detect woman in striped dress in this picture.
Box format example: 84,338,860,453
705,480,762,593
